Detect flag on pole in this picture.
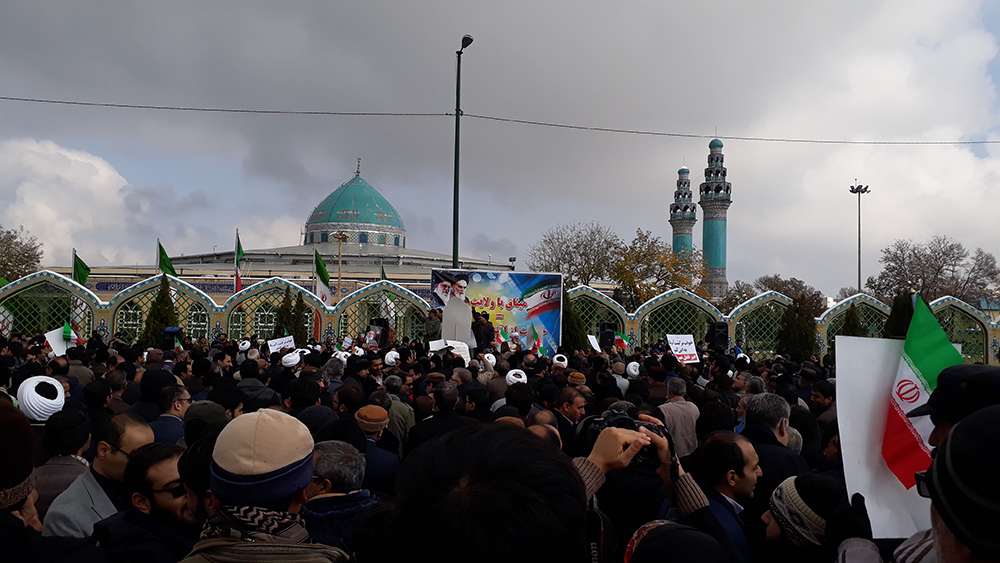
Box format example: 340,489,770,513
314,249,332,305
174,336,183,352
72,249,90,286
496,326,510,345
158,241,177,277
881,295,963,488
380,265,387,280
234,230,245,292
614,331,629,350
531,324,546,355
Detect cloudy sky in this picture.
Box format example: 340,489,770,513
2,1,999,297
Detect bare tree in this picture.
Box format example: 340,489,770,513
835,287,860,301
0,225,43,282
866,235,1000,305
753,274,826,316
717,280,758,315
526,221,622,286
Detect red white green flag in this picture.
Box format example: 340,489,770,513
174,336,183,352
614,331,629,350
314,250,332,305
881,295,963,488
531,324,546,355
496,326,510,345
234,230,245,293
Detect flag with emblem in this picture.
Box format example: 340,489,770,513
614,331,629,350
496,326,510,345
314,249,332,305
881,294,963,488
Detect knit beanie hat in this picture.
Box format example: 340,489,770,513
613,362,626,375
210,409,314,507
16,375,65,422
355,405,389,433
43,407,92,455
0,403,36,510
768,475,837,547
567,372,586,386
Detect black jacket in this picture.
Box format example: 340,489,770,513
405,411,479,456
0,512,106,563
92,508,197,563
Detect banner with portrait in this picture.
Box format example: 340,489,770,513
430,270,563,356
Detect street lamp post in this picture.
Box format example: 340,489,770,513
849,180,870,293
333,232,348,303
452,34,474,269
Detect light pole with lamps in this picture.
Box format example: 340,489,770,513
333,232,348,303
452,34,474,268
849,180,870,293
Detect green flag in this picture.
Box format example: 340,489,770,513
380,265,387,280
72,251,90,286
314,249,332,305
0,277,8,288
158,241,177,277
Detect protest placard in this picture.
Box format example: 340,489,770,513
267,335,295,352
665,334,699,363
446,340,471,366
587,335,601,352
837,335,931,538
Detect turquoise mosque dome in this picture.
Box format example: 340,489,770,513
303,174,407,247
709,138,724,149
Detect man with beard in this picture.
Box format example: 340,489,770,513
93,443,199,562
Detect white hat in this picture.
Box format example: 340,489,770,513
626,361,640,378
16,376,65,422
239,340,251,352
334,351,351,363
505,369,528,386
281,352,301,368
553,354,568,368
294,348,311,356
484,353,496,368
385,351,400,366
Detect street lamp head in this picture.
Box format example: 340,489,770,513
849,184,870,194
461,34,474,50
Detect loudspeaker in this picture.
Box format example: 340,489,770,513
599,330,615,349
162,327,183,351
705,322,729,354
369,318,390,347
599,322,617,335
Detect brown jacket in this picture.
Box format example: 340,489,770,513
180,537,348,563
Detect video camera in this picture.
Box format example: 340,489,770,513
576,410,675,471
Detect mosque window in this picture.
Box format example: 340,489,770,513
321,232,329,242
379,234,386,245
309,233,314,243
394,236,399,246
359,233,368,244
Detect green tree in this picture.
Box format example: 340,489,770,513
139,276,178,348
839,304,866,337
609,228,709,311
291,291,309,346
273,287,293,339
882,291,914,339
775,297,817,361
561,288,588,352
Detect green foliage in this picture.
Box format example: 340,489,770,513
273,287,293,339
139,276,178,348
839,304,866,338
882,292,914,339
291,291,309,346
775,297,817,361
561,287,588,352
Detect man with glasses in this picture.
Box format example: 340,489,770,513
93,443,199,562
149,386,193,444
44,412,154,538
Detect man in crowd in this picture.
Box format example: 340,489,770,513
149,385,193,444
811,379,837,428
180,409,347,562
35,409,91,520
553,387,587,455
302,441,380,553
92,443,198,561
355,405,399,496
406,382,477,455
45,412,154,538
658,377,700,458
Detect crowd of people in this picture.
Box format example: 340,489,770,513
1,323,999,563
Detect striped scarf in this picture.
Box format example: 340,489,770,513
202,505,309,544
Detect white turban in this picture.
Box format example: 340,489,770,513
17,375,65,422
505,369,528,387
238,340,251,352
553,354,568,369
484,353,496,368
626,362,641,378
385,351,400,366
281,352,301,368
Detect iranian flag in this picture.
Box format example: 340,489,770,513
234,230,245,292
496,326,510,345
531,324,546,355
614,332,629,350
174,336,183,352
881,295,963,488
314,250,332,305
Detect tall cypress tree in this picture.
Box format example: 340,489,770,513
273,287,293,340
839,304,866,337
292,291,309,346
882,291,914,339
560,288,588,352
140,276,178,348
776,297,817,361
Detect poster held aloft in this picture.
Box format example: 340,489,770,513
665,334,699,364
587,335,601,352
267,335,296,353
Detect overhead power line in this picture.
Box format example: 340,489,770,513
1,94,997,146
